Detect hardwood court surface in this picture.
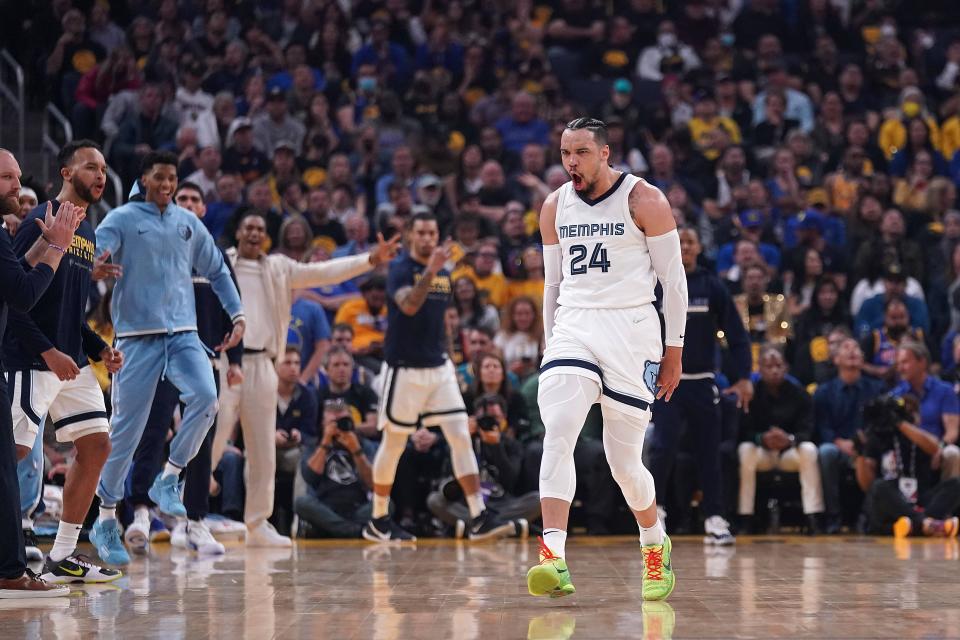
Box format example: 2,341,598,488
1,536,958,639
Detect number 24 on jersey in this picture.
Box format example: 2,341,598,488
569,243,611,275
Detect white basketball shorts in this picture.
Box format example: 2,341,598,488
540,304,663,418
9,367,109,447
378,359,467,431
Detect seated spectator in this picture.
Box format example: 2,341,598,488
814,339,885,533
892,150,940,219
316,347,379,440
287,295,331,387
715,211,782,278
73,45,141,140
295,397,375,538
890,341,960,479
507,247,545,306
47,8,106,109
203,173,243,244
274,347,319,534
223,117,270,184
856,394,960,538
298,248,361,322
462,353,529,437
225,179,284,250
333,213,372,260
185,145,222,203
320,324,378,389
276,215,314,263
738,348,824,533
494,297,542,380
453,276,500,334
750,91,799,162
497,203,531,281
111,83,178,188
782,210,848,296
253,86,306,155
494,92,549,155
751,60,814,134
333,276,388,368
426,393,538,536
854,265,930,338
860,297,924,383
376,181,430,238
375,146,417,208
790,280,851,384
452,240,508,308
457,327,519,392
636,20,700,82
445,305,467,367
852,208,924,287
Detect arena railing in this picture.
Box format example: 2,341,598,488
0,49,25,159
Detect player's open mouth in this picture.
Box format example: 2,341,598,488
571,174,583,190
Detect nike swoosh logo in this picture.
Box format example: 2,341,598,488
557,568,568,575
138,229,149,234
61,566,85,577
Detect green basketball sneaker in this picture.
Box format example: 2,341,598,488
526,537,576,598
641,535,675,601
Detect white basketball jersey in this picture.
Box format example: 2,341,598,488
555,173,657,309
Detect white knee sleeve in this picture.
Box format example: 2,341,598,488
602,406,656,511
438,417,479,479
538,374,601,502
372,425,410,486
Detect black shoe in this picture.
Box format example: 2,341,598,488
824,513,843,535
805,514,823,536
467,509,515,541
362,516,417,542
23,529,42,562
40,554,123,584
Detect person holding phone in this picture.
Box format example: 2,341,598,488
294,397,374,538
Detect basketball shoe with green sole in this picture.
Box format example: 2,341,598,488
526,537,576,598
641,535,675,601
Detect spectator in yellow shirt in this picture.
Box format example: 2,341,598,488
506,246,545,306
689,92,742,161
333,275,388,364
451,239,508,307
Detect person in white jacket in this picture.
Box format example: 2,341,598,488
211,211,398,546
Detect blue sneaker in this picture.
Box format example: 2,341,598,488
150,517,171,542
90,519,130,566
148,473,186,518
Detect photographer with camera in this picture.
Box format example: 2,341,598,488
316,346,379,440
889,340,960,480
294,397,374,538
856,389,960,538
427,393,537,539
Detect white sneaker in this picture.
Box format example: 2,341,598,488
245,521,292,548
171,521,188,549
703,515,736,546
203,516,246,539
124,509,151,555
186,520,225,555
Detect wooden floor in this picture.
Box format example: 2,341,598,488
2,535,959,639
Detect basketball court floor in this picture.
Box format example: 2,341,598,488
2,535,958,639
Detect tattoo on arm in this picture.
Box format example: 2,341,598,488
395,275,435,316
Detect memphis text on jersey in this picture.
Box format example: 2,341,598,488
70,235,96,263
413,271,452,295
558,222,626,239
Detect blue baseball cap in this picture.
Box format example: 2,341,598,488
738,210,763,229
613,78,633,94
796,209,824,232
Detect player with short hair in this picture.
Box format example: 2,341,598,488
5,140,124,583
527,118,688,601
90,151,246,565
365,212,521,542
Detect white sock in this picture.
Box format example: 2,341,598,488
135,505,149,521
465,493,484,519
639,518,665,546
21,518,32,531
99,506,116,523
542,528,567,558
49,521,82,562
372,494,389,519
162,461,182,479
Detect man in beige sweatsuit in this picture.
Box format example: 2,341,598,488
212,211,398,546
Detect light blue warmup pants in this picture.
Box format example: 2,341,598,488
96,332,218,508
18,434,43,522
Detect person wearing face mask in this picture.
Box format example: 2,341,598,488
636,21,701,82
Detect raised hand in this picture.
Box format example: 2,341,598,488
369,232,401,266
92,250,123,281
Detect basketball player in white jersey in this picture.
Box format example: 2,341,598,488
527,118,687,601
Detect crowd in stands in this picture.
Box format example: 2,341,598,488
6,0,960,539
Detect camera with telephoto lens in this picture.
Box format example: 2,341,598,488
324,398,354,432
475,393,506,432
858,395,915,453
